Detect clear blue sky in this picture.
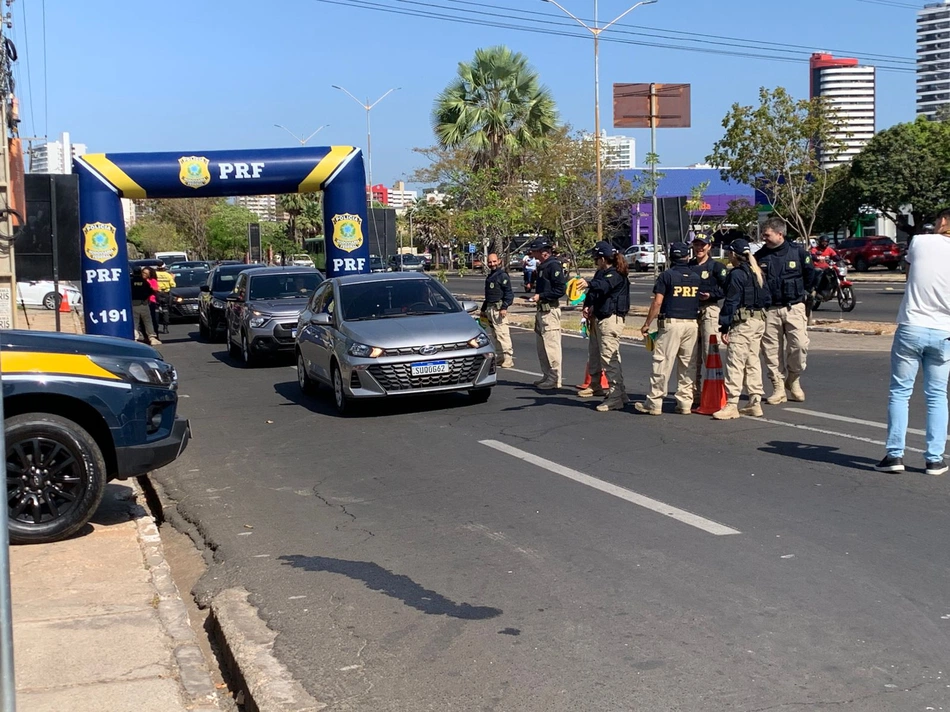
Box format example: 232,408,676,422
14,0,917,188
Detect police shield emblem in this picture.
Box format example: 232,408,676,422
331,213,364,253
789,261,797,269
178,156,211,189
82,222,119,264
701,270,710,279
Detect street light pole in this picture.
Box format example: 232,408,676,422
541,0,658,241
273,123,328,146
331,85,400,206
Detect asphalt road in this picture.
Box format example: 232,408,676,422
154,323,950,711
444,274,906,324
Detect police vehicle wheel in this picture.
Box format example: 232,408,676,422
241,332,257,368
469,388,492,404
838,286,856,312
297,352,317,396
42,292,61,311
331,364,351,416
5,413,107,545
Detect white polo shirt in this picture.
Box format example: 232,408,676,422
897,233,950,332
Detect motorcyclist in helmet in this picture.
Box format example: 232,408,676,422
810,237,838,263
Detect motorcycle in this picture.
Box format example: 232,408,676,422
811,257,855,313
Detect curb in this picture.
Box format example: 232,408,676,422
808,326,888,336
128,479,221,711
209,588,326,712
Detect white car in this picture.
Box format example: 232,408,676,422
623,244,668,272
16,281,83,310
290,254,315,268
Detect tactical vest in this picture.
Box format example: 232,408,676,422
737,264,771,310
484,268,508,304
688,259,726,302
763,244,808,306
661,267,701,319
130,277,152,302
590,268,630,319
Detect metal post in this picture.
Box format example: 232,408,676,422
650,82,660,280
592,0,602,241
51,177,60,332
365,104,373,209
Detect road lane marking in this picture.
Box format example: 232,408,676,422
783,407,936,438
479,439,742,536
506,367,543,378
749,416,924,454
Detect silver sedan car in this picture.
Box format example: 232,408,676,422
294,273,496,414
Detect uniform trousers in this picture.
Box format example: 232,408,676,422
696,302,721,389
598,314,627,407
644,319,698,411
535,307,562,386
486,304,513,364
586,317,604,387
761,302,809,384
723,316,766,405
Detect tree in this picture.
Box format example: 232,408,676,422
150,198,223,258
206,203,259,260
433,45,558,173
723,198,760,240
849,116,950,234
707,86,844,240
813,164,863,238
126,218,183,258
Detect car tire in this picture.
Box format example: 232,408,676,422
42,292,61,311
5,413,107,545
241,332,256,368
854,257,869,272
297,351,317,396
469,388,492,404
227,329,240,359
886,263,898,271
331,363,352,416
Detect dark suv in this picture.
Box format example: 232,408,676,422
836,236,901,272
198,263,258,341
225,267,323,366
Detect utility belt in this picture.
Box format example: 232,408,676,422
597,312,627,321
659,317,698,327
487,301,503,310
537,299,561,312
733,308,766,324
767,300,803,310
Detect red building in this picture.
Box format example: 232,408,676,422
368,184,388,205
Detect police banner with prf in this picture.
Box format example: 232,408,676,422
74,146,369,339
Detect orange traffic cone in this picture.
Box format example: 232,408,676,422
58,292,71,313
576,363,609,391
692,335,727,415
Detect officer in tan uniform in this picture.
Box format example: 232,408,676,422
636,243,702,415
480,253,515,368
688,235,729,393
530,237,567,389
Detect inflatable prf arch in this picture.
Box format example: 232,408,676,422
73,146,370,339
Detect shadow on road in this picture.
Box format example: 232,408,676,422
278,554,503,620
759,440,879,471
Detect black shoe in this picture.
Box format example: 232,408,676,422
874,456,905,473
925,458,948,476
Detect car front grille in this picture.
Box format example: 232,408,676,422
368,356,483,392
272,321,297,343
381,340,471,357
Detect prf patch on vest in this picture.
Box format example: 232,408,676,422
672,286,699,297
789,261,796,269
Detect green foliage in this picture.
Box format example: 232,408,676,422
147,198,224,258
813,164,863,237
849,116,950,233
723,198,760,239
126,219,184,258
206,203,259,260
278,193,322,246
707,86,844,239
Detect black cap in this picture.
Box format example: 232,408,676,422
668,243,690,260
528,237,553,251
727,238,751,255
691,234,711,245
590,241,617,259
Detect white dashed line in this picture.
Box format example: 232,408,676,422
480,439,741,536
782,407,942,439
749,416,925,454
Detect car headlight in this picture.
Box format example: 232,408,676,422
468,332,490,349
175,296,183,303
211,298,225,309
348,342,384,358
90,356,178,388
249,311,270,328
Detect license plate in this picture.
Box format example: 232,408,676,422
291,329,297,339
411,360,450,376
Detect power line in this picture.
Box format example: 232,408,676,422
311,0,915,73
18,0,35,138
855,0,919,9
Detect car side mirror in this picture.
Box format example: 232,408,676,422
460,300,479,314
225,294,241,302
310,313,332,326
200,285,210,292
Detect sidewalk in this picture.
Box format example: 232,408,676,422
14,306,85,334
8,308,223,711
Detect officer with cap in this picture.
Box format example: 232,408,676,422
480,252,515,368
689,234,729,393
755,216,817,404
712,238,771,420
529,237,567,389
576,241,631,411
636,243,702,415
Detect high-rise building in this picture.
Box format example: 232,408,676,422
584,131,636,170
388,181,418,213
28,132,87,174
917,1,950,119
235,195,281,222
809,53,876,169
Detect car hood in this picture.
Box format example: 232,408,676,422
170,286,201,299
0,330,161,359
341,311,480,348
248,298,309,316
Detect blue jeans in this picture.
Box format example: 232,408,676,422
886,324,950,461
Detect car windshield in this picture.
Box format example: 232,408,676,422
173,270,209,288
249,273,322,300
212,269,247,291
370,257,383,268
397,255,423,264
340,279,460,320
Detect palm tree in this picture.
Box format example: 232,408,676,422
433,46,558,172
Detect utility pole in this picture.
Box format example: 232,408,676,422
650,82,660,280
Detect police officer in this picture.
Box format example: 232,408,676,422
530,237,567,389
689,235,729,393
130,267,161,346
712,239,771,420
576,241,631,411
755,216,817,404
480,252,515,368
637,243,702,415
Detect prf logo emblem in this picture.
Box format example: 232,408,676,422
331,213,364,253
82,222,118,264
178,156,211,189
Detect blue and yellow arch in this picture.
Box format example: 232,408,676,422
73,146,370,339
